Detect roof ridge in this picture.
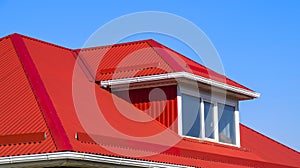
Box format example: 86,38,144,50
9,34,73,151
146,39,181,72
240,124,300,155
147,39,253,91
0,35,11,42
145,40,217,74
11,33,73,52
148,39,206,73
77,39,153,51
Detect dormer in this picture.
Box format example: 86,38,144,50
78,39,260,148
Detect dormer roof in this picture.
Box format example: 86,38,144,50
77,38,259,99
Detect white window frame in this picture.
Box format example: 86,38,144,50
202,99,218,141
177,83,240,147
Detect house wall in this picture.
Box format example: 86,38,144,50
112,85,178,132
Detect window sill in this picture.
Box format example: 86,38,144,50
180,135,240,148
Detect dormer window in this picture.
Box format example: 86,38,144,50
181,94,201,138
178,83,240,146
204,101,215,139
218,104,236,144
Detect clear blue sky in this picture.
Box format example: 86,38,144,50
1,1,299,151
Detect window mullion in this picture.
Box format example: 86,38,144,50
200,98,205,138
213,103,219,141
177,85,183,136
234,107,240,147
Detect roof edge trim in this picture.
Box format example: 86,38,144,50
101,72,260,98
9,34,73,151
0,152,192,168
14,33,73,51
240,124,300,155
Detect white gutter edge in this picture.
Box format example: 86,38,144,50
100,72,260,98
0,151,193,168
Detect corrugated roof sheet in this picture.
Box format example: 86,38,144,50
0,33,299,168
0,36,56,156
77,40,173,81
152,41,252,91
78,39,252,91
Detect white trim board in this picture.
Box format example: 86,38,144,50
177,82,240,147
100,72,260,99
0,152,193,168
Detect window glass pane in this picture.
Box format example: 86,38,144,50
218,104,236,144
182,94,200,138
204,102,214,139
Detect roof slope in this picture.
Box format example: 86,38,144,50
0,35,57,156
77,39,252,91
0,33,299,168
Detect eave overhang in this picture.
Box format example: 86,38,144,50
100,72,260,100
0,152,192,168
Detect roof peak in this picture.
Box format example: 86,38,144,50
3,33,161,53
76,39,157,52
3,33,74,51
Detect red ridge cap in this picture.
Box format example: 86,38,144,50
0,34,11,42
146,39,185,72
9,34,73,151
16,33,73,52
76,39,152,51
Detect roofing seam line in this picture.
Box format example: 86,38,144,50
72,52,95,82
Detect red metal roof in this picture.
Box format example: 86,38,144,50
0,33,299,167
77,39,252,91
0,35,56,157
77,40,173,81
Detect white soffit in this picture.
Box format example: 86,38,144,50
100,72,260,98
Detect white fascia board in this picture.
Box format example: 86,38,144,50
0,152,193,168
100,72,260,98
